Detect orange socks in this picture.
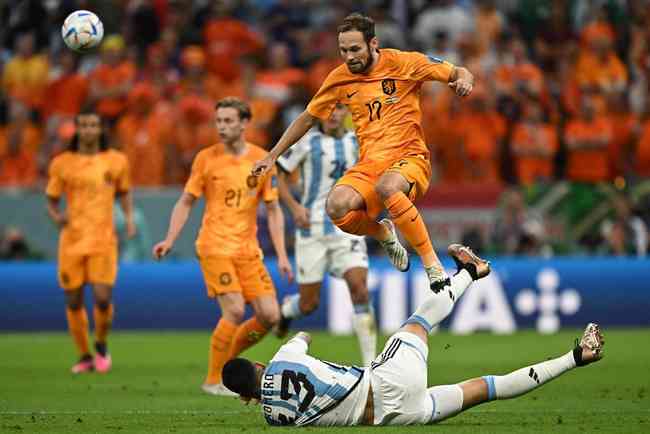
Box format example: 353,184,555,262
206,319,237,384
333,209,388,240
227,317,268,360
93,304,114,344
66,307,90,356
384,191,439,268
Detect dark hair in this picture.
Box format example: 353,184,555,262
216,97,252,121
222,358,261,399
337,13,375,43
68,110,108,152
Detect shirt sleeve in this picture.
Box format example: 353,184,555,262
45,157,64,198
278,335,309,355
262,165,279,202
406,51,454,83
306,69,343,120
184,152,205,198
276,135,310,173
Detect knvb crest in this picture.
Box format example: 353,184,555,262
381,79,396,95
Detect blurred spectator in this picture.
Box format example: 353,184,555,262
202,1,263,82
0,226,42,260
88,35,136,124
177,45,224,102
635,103,650,178
492,188,549,255
600,194,648,257
254,42,306,105
607,92,639,179
511,99,558,185
0,100,41,187
114,203,152,262
116,83,171,186
43,51,89,119
575,15,627,94
170,94,216,182
413,0,472,51
139,42,180,100
306,32,340,95
2,31,49,112
371,3,406,49
456,86,506,183
564,95,612,183
495,37,545,101
125,0,161,59
474,0,505,56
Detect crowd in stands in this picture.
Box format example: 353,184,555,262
2,0,650,257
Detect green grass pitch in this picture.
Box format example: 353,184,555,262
1,329,648,433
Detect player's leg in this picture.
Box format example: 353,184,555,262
59,250,92,373
425,323,605,424
343,266,376,366
330,234,376,366
275,282,321,338
375,156,446,289
401,244,490,345
90,283,113,373
275,235,328,337
64,287,93,374
87,247,118,373
199,256,244,395
327,175,410,272
226,257,279,360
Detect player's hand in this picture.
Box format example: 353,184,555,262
126,219,137,239
278,256,294,283
251,154,276,177
152,240,172,261
291,205,310,229
448,79,473,97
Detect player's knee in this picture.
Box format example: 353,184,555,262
257,307,280,329
66,299,83,310
349,285,369,305
95,299,111,311
299,296,319,315
223,305,246,324
374,179,400,200
325,195,349,220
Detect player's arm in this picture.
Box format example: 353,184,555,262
448,65,474,97
277,169,309,229
152,192,197,260
265,199,294,282
116,191,136,239
280,331,312,355
252,111,316,177
46,196,67,228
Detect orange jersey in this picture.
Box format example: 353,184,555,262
46,150,130,255
184,143,278,258
307,49,454,165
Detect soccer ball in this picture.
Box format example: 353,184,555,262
61,10,104,52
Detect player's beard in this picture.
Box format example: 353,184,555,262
355,44,375,74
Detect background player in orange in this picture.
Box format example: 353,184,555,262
46,110,135,374
253,13,474,291
152,97,293,396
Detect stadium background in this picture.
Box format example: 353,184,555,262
1,1,649,433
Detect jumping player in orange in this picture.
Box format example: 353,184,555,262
153,97,293,396
46,110,135,374
252,13,474,291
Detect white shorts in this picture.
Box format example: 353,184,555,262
295,232,368,284
369,332,464,426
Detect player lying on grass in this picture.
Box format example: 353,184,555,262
222,245,605,426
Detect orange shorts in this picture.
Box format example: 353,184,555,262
336,154,431,219
199,256,276,302
58,245,118,290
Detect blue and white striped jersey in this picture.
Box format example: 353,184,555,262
276,129,359,238
260,336,369,426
